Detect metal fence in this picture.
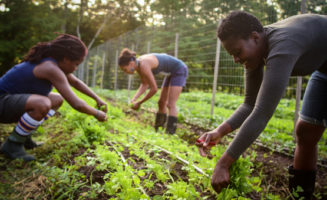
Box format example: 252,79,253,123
76,0,325,131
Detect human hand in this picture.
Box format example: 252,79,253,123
211,163,230,193
95,110,107,122
96,99,107,112
131,102,141,110
196,130,221,157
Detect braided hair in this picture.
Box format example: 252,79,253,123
23,34,88,63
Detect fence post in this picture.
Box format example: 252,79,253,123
114,50,118,90
174,33,179,58
100,50,106,89
293,0,306,136
301,0,307,13
77,61,84,80
147,41,151,54
210,21,222,116
92,46,99,87
85,56,90,85
80,58,85,82
128,44,135,102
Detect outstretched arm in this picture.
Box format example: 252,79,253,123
225,66,263,129
34,62,107,121
226,53,298,160
211,51,299,193
67,74,107,112
135,63,158,105
197,65,263,156
131,75,149,103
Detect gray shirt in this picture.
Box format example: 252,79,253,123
226,14,327,159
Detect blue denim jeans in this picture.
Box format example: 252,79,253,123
300,71,327,127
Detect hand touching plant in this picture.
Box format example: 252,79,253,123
130,101,141,110
211,152,235,193
95,109,107,122
196,122,234,193
96,98,108,112
196,129,221,157
196,122,232,157
98,105,107,112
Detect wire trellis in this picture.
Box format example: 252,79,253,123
75,0,326,142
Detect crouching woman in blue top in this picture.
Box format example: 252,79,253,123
118,48,188,134
0,34,108,161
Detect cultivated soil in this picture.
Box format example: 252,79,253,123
0,99,326,199
117,100,327,200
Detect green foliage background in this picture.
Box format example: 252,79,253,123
0,0,326,94
1,0,326,74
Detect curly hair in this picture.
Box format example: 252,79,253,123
217,10,263,41
118,48,136,67
23,34,87,63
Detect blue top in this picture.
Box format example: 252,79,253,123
0,58,55,96
151,53,186,75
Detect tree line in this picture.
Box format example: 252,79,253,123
0,0,325,76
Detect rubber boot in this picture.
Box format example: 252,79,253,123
288,165,316,200
24,135,44,150
0,130,35,161
166,116,178,134
154,112,167,131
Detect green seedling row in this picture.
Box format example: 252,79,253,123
0,89,286,199
71,89,281,199
95,89,327,161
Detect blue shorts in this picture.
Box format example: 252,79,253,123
162,66,188,87
299,71,327,127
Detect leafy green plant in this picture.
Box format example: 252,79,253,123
103,166,146,199
80,117,107,144
164,181,200,199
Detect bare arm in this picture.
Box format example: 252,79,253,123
67,74,107,112
34,62,107,121
131,75,149,102
135,63,158,105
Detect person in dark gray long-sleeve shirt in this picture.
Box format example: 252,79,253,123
196,11,327,199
